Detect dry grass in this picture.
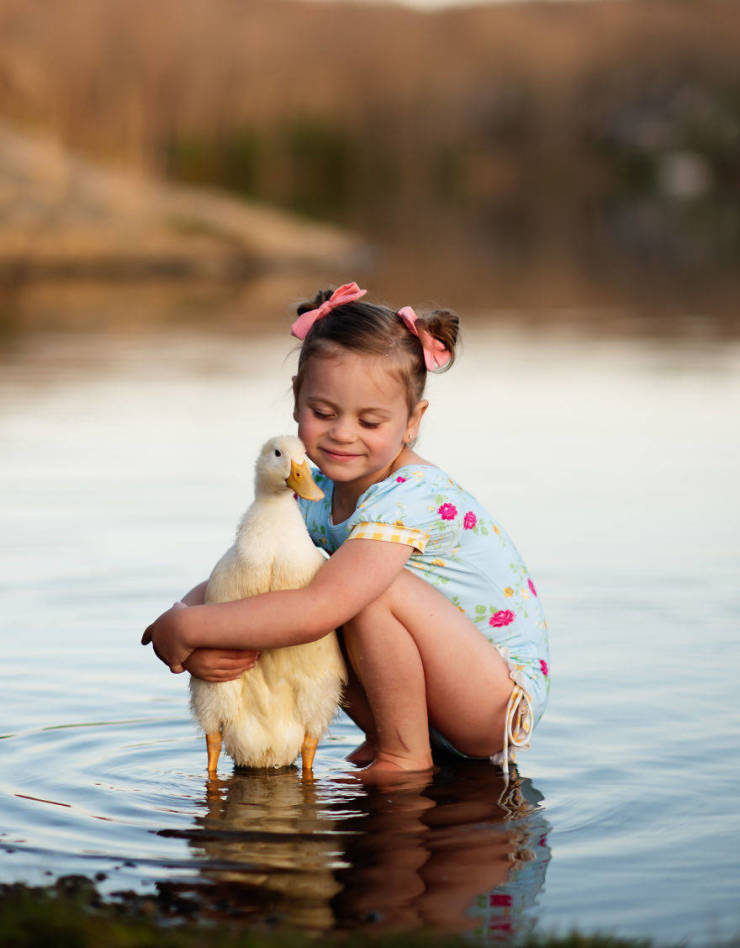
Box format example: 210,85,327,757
0,0,737,179
1,0,738,314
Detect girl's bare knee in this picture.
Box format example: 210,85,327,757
342,584,395,638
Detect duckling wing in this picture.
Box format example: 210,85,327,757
204,543,273,603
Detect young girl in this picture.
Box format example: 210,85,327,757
143,283,550,780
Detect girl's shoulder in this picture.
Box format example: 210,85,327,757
370,463,466,496
359,467,515,552
353,464,492,545
356,464,473,515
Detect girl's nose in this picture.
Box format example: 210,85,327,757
329,416,355,442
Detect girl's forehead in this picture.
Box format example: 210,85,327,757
302,351,405,404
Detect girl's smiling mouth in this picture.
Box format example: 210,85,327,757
321,447,361,460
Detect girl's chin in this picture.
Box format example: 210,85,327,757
321,462,362,480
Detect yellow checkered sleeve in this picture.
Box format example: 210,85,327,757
348,521,430,553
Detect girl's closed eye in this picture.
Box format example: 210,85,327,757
312,408,333,420
359,419,381,429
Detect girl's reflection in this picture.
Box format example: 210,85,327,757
179,758,550,938
330,759,550,939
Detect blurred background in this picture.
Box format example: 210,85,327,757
1,1,739,943
0,0,738,330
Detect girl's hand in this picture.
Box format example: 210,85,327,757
141,601,194,673
183,648,261,682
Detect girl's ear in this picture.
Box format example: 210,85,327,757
405,399,428,443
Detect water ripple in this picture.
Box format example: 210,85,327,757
0,711,552,935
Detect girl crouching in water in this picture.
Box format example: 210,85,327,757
143,283,550,779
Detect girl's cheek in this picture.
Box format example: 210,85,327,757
295,412,314,445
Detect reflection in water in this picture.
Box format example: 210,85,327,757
179,769,342,930
331,760,550,940
162,759,550,938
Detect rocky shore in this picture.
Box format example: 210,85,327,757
0,122,363,284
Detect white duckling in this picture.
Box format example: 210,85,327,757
189,435,346,777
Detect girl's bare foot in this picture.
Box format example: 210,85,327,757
346,739,377,766
358,752,434,786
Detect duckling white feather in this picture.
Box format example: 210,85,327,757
189,435,346,770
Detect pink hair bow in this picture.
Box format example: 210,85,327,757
398,306,451,371
290,282,367,340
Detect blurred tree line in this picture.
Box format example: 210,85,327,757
0,0,738,306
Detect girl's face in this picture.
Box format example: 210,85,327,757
294,349,426,497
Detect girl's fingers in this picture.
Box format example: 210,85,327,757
212,650,260,670
182,649,260,681
232,650,260,665
178,648,261,681
220,649,260,661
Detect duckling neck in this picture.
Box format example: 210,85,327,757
254,472,289,497
253,486,295,506
237,488,300,534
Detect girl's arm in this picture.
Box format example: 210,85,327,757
173,581,262,682
181,580,208,606
142,539,412,672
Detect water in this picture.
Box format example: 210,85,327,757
1,317,739,944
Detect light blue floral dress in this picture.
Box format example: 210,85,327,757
297,464,550,732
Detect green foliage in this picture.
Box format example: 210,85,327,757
164,127,261,199
281,115,356,217
162,117,405,225
0,879,681,948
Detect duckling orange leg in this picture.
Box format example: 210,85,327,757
206,731,222,774
301,733,319,777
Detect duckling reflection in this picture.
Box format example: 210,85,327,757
328,759,551,939
185,767,343,931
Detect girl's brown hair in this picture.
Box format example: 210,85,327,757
292,289,460,414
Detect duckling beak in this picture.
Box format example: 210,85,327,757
287,459,324,501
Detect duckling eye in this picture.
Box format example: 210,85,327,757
274,449,282,457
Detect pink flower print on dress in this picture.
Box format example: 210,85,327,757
395,476,407,483
528,578,538,597
438,502,458,521
463,511,477,530
490,894,513,908
490,609,515,628
540,659,549,676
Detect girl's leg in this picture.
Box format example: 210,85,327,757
342,568,514,776
336,635,379,764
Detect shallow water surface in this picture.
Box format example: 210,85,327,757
1,322,739,944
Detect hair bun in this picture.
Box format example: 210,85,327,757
296,288,334,317
416,308,460,370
